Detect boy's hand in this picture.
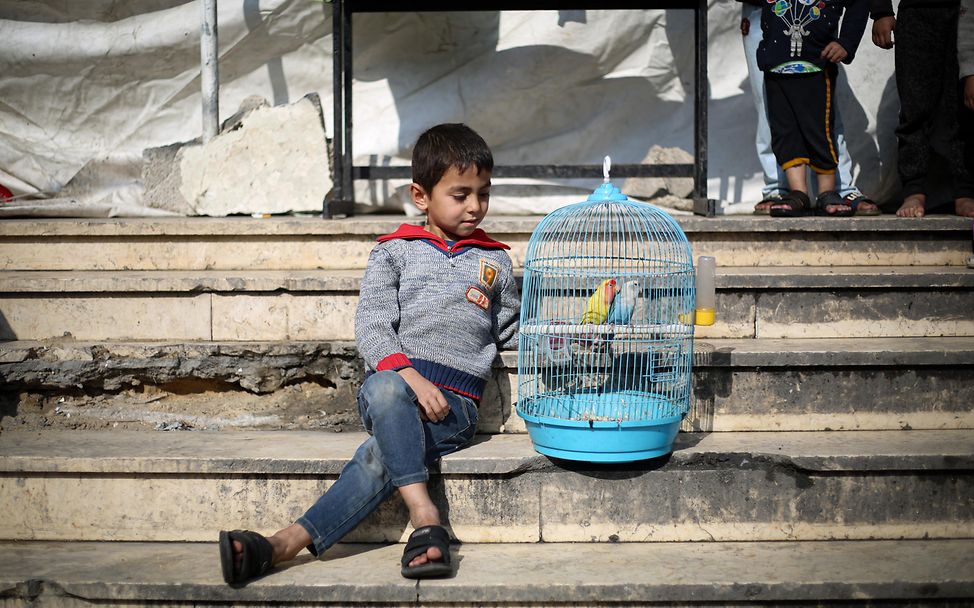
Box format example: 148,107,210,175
965,76,974,111
820,42,848,63
741,16,750,36
872,16,895,49
398,367,450,422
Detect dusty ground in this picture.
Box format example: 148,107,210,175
0,381,365,433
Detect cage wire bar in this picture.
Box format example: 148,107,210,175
516,159,695,463
326,0,711,218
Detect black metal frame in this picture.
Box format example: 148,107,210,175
327,1,710,217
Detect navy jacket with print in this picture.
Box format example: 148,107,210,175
757,0,869,71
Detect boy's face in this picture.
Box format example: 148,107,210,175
410,164,491,242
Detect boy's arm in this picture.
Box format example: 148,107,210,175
355,246,410,372
835,0,870,63
492,266,521,351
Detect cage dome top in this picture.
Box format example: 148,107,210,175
522,155,694,273
587,156,628,202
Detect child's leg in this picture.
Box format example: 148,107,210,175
829,66,860,199
295,371,478,559
894,6,957,216
742,2,787,207
816,171,837,195
784,164,809,194
958,77,974,217
766,73,809,198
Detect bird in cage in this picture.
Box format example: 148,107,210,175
606,279,640,326
581,278,617,324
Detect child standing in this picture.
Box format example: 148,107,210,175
871,0,974,217
219,123,520,583
758,0,871,216
738,0,877,214
958,0,974,222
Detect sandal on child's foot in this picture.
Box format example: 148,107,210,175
844,192,881,216
769,191,812,217
817,190,851,216
753,193,784,215
219,529,274,585
401,525,453,579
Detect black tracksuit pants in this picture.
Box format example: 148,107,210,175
895,5,974,199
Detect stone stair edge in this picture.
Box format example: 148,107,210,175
5,336,974,368
0,214,971,237
1,539,971,605
2,429,972,475
3,265,974,293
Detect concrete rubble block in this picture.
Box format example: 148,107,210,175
756,290,974,338
622,145,695,200
0,295,211,341
142,94,331,217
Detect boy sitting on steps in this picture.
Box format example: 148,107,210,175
219,123,520,583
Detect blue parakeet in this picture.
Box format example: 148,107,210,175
605,280,639,325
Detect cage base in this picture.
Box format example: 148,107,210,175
519,411,682,464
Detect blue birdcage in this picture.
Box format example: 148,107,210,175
516,159,696,463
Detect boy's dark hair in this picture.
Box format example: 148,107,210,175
411,123,494,194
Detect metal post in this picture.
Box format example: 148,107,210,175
692,0,714,216
326,0,354,217
328,0,345,216
201,0,220,143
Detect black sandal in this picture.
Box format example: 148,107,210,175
769,191,812,217
400,525,453,579
817,190,850,216
219,529,274,584
844,192,881,216
753,193,784,215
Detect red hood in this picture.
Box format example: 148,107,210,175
377,223,510,250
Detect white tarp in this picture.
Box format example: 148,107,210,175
0,1,899,217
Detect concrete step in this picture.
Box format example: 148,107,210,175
1,216,971,271
1,539,972,606
2,266,972,341
2,429,971,543
2,337,972,433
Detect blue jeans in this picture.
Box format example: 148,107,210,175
742,3,857,198
295,371,479,556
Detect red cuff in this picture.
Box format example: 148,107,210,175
377,353,413,371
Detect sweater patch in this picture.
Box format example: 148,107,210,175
466,286,490,310
479,259,499,289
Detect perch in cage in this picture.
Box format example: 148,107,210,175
516,157,710,463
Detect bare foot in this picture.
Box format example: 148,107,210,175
896,194,926,218
956,197,974,218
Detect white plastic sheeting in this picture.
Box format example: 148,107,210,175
0,1,898,216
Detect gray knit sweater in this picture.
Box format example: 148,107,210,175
355,224,520,400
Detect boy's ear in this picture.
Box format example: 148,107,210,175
410,183,429,212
